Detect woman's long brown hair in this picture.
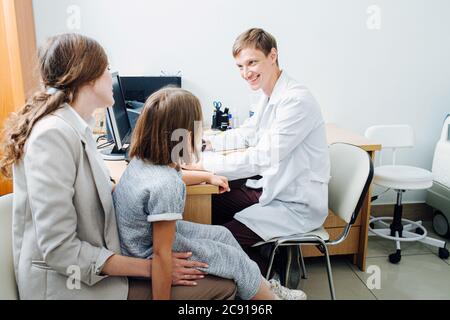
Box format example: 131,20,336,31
0,33,108,178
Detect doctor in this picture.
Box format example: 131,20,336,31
200,28,330,273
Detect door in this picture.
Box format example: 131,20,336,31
0,0,38,195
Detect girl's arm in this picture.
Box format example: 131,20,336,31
182,170,230,193
181,169,213,186
152,220,176,300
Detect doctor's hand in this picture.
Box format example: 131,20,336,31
202,139,213,152
208,175,230,194
171,252,209,286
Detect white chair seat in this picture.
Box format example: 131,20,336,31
296,226,330,242
374,165,433,190
253,227,330,247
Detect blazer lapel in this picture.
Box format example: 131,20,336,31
83,147,114,220
82,146,117,248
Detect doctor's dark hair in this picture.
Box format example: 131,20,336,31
0,33,108,178
232,28,279,65
129,88,203,166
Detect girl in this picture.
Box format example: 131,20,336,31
0,34,235,300
113,87,307,300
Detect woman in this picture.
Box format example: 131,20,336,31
0,33,236,300
113,87,307,300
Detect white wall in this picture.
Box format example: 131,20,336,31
32,0,450,204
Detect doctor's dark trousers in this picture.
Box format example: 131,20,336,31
212,177,271,275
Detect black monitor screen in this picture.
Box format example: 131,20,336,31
120,76,182,103
107,72,131,151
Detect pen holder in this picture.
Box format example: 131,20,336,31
212,109,224,130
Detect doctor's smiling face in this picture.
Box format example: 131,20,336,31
236,47,279,95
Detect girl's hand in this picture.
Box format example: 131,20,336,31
208,175,230,194
171,252,209,286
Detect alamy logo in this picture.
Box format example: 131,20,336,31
367,5,382,30
66,5,81,30
66,265,81,290
366,265,381,290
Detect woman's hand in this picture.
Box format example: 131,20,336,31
171,252,209,286
208,175,230,194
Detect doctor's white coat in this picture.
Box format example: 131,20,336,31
204,72,330,241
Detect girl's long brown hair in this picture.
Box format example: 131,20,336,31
129,88,203,165
0,33,108,178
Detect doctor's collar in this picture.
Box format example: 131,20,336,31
267,70,287,102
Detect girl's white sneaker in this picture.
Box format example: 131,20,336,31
269,279,307,300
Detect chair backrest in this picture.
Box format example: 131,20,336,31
365,125,414,149
437,114,450,144
0,194,19,300
365,125,414,165
329,143,374,225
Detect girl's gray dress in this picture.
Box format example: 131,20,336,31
113,158,261,300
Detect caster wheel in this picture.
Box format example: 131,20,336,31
389,251,401,264
433,212,450,238
415,227,425,235
438,247,449,260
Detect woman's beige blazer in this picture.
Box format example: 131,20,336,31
12,104,128,299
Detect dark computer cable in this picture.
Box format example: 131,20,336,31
97,140,114,150
96,134,107,143
371,188,391,202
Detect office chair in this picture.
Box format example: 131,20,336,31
253,143,374,300
0,193,19,300
365,125,449,263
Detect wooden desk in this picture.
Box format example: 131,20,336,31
106,123,380,271
105,161,219,224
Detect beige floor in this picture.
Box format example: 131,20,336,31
297,222,450,300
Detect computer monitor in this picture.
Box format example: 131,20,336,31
101,72,132,161
120,76,182,103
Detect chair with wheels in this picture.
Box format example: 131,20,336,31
365,125,449,263
253,143,374,299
